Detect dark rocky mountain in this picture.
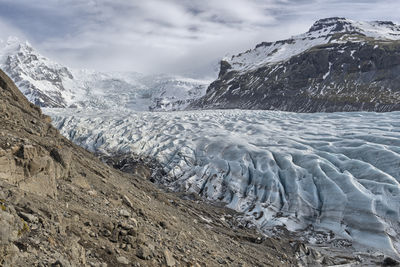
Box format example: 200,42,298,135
189,18,400,112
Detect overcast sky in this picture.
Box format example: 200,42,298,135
0,0,399,78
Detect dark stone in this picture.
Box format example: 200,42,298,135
102,229,111,237
136,245,152,260
218,60,233,77
109,229,119,243
51,260,64,267
159,221,168,229
383,257,399,266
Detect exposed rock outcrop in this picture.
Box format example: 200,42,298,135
190,18,400,112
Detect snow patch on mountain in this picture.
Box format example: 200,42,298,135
46,108,400,257
226,18,400,72
0,37,78,107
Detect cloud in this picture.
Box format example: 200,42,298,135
0,0,399,78
0,18,27,41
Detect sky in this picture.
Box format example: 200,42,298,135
0,0,399,78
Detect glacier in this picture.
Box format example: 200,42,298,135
0,37,210,111
46,108,400,257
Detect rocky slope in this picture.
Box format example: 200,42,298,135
47,107,400,263
0,69,312,266
190,18,400,112
0,37,209,111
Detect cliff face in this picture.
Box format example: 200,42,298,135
0,69,306,266
190,18,400,112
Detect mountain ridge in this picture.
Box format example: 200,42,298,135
0,37,210,111
189,17,400,112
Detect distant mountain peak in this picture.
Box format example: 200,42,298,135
306,17,400,39
373,20,396,26
5,36,22,45
0,36,210,110
191,17,400,113
0,36,31,50
222,18,400,75
307,17,354,34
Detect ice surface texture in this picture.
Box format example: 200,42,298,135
47,109,400,256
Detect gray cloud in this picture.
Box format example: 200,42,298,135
0,0,399,78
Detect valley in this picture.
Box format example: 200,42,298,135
46,108,400,260
1,15,400,266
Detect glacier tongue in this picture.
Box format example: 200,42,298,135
46,108,400,256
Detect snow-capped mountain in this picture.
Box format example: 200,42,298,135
0,37,76,108
190,18,400,112
0,37,209,111
47,108,400,258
